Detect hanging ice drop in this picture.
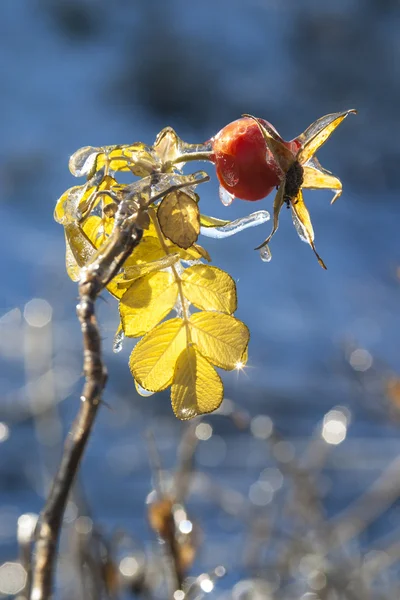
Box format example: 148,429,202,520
219,185,235,206
259,245,272,263
113,328,125,353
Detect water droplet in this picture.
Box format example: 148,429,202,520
259,245,272,262
201,210,270,239
135,381,155,397
219,185,235,206
113,328,124,353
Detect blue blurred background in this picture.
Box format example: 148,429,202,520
2,1,400,598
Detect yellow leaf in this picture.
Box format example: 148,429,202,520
181,265,237,314
171,346,223,420
82,215,114,248
120,271,178,337
189,312,249,371
158,191,200,249
125,235,165,267
95,144,157,176
129,318,186,391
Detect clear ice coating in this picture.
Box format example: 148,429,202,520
113,328,125,353
219,185,235,206
259,245,272,262
291,207,310,243
135,381,155,397
200,210,270,239
69,146,101,178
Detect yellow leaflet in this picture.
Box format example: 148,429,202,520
129,318,186,392
171,346,223,420
65,223,96,269
125,236,165,267
189,312,249,371
181,265,237,314
54,176,117,225
120,271,178,337
158,191,200,249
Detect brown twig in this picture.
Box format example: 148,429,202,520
30,211,142,600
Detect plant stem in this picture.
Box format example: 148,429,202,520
30,216,142,600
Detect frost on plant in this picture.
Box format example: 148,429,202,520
55,113,354,419
55,128,264,420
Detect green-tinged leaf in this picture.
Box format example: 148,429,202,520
129,318,186,392
200,214,230,228
290,190,327,270
120,271,178,337
296,110,356,165
158,191,200,249
189,312,249,371
181,265,237,314
171,346,223,420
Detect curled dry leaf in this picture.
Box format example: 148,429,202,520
158,191,200,249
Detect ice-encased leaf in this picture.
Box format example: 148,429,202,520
69,146,101,178
200,210,270,239
54,185,86,225
153,127,213,166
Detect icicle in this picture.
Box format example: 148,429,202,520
113,328,125,353
219,185,235,206
200,210,270,239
